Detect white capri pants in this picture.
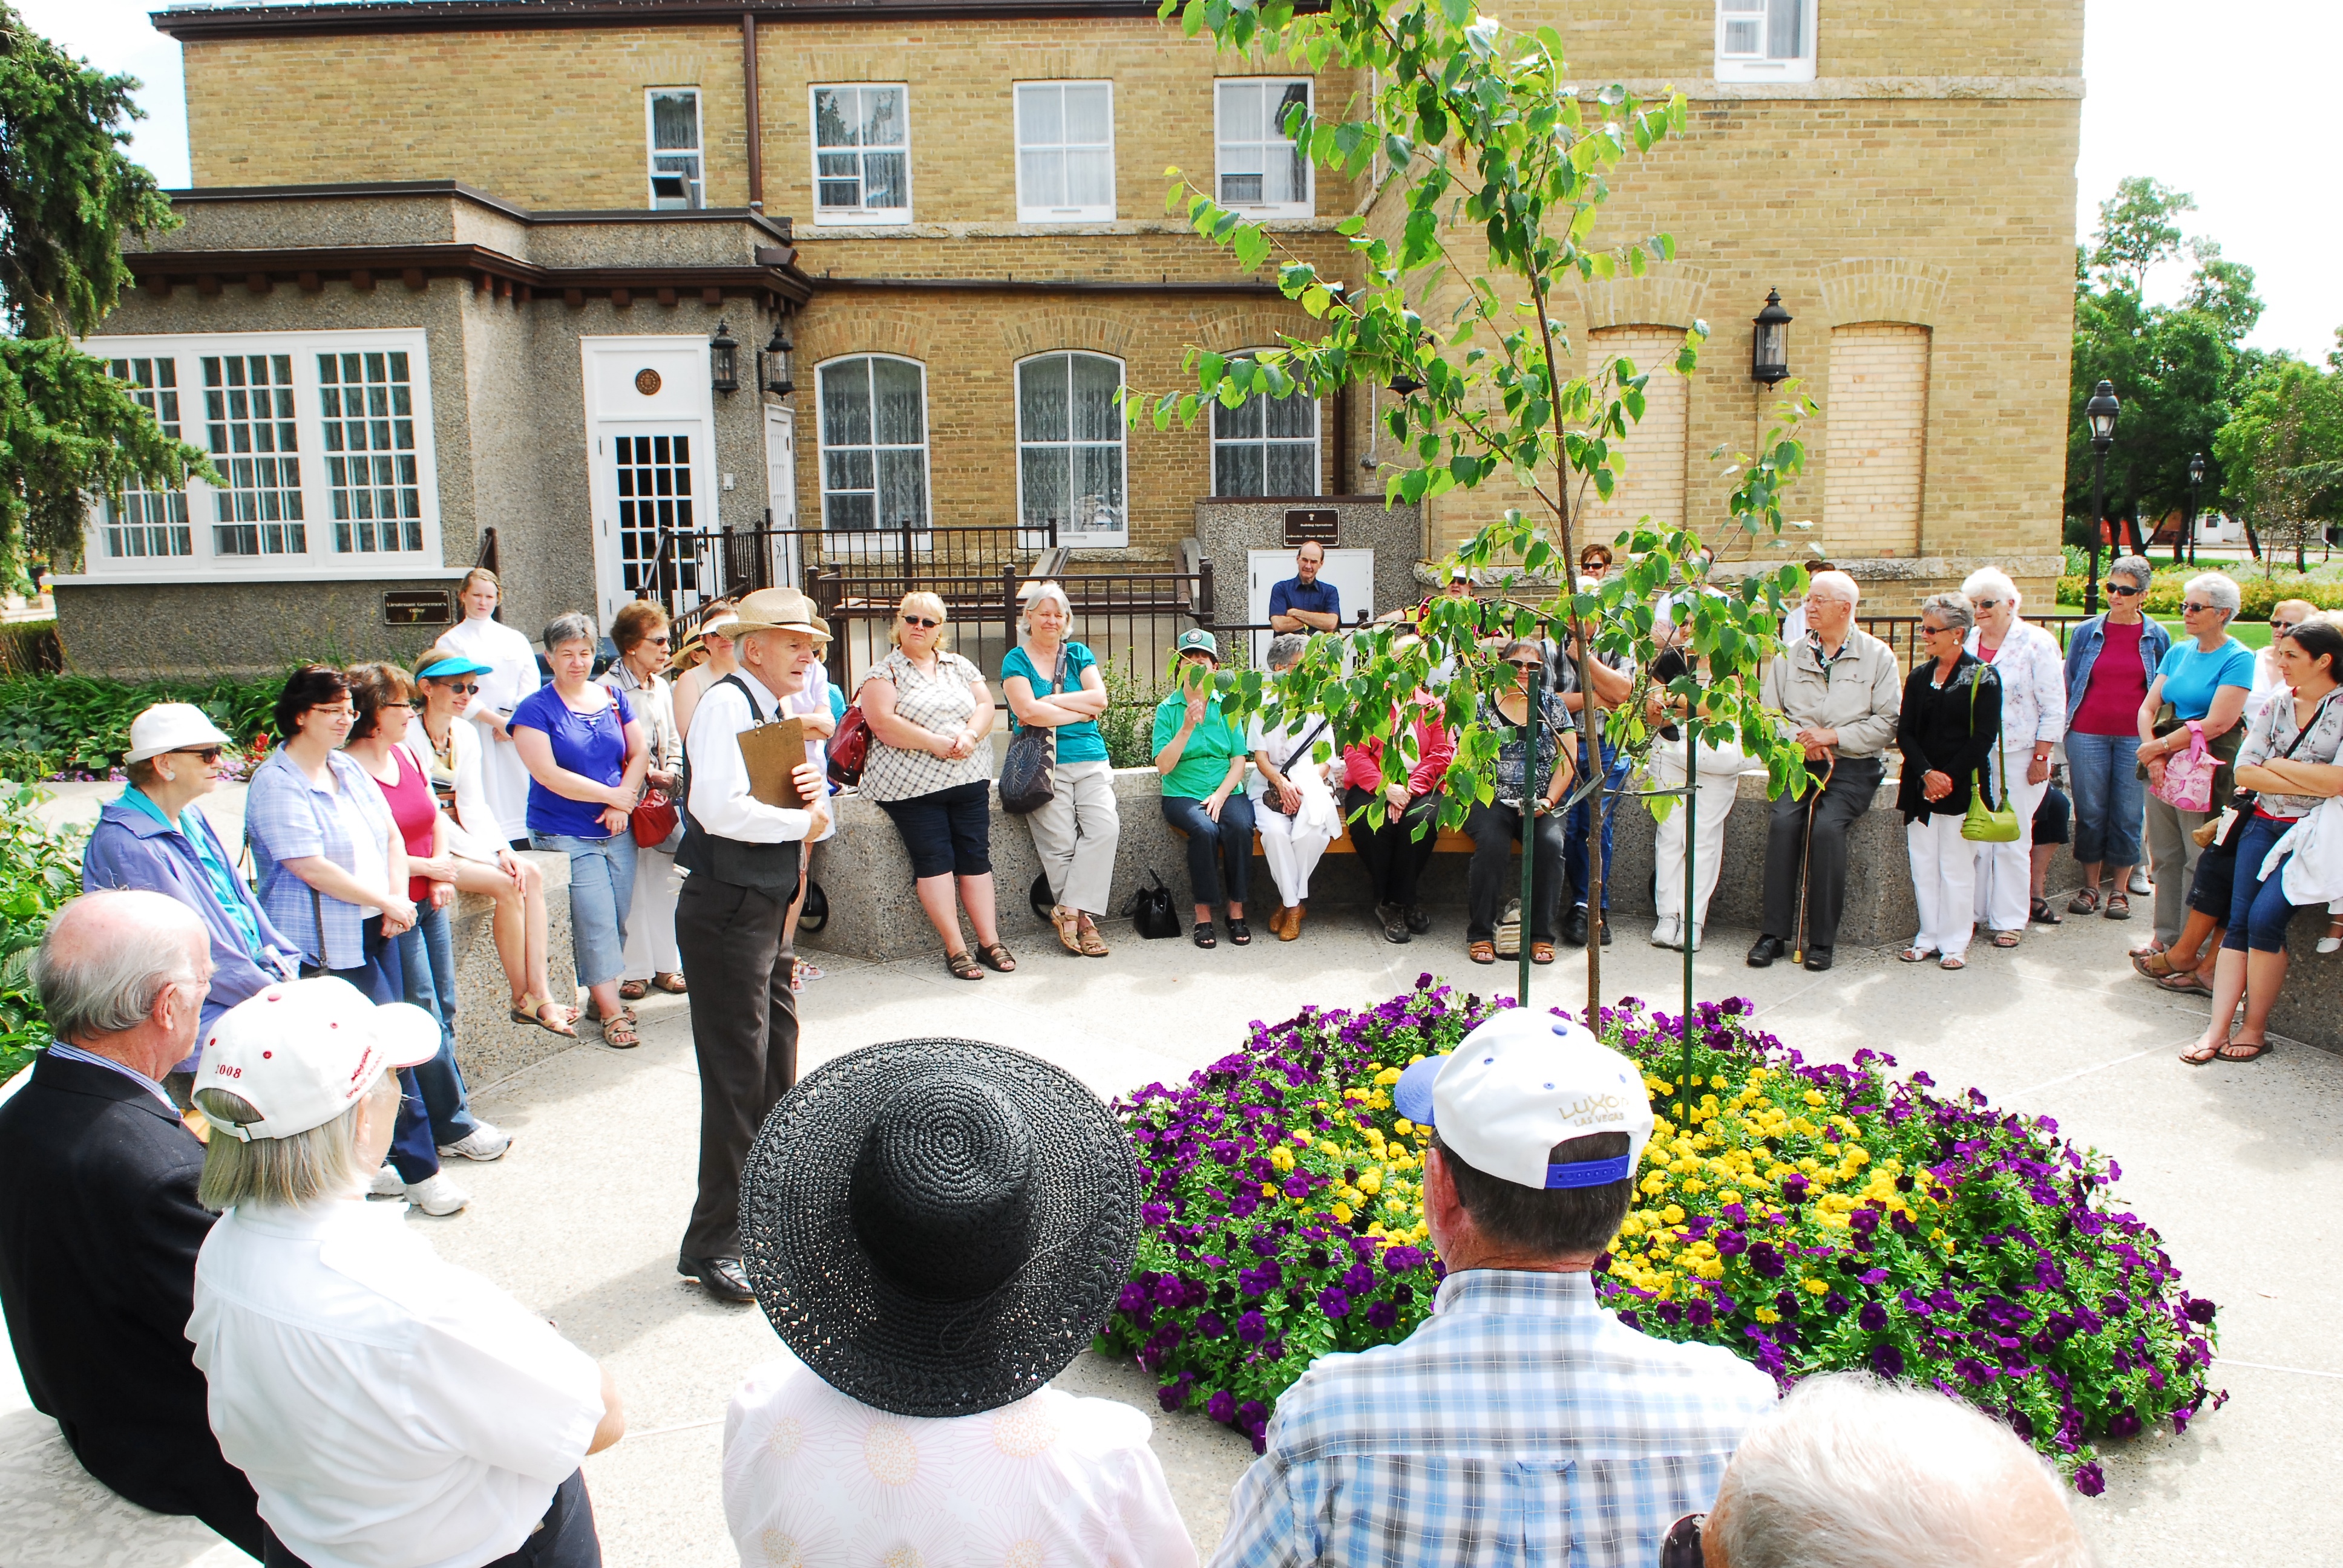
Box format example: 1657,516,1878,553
1909,811,1979,960
1973,754,2050,935
621,840,683,979
1027,759,1121,916
1257,804,1335,907
1650,742,1746,936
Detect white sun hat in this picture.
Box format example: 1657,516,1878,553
1393,1008,1653,1190
123,702,235,765
195,978,439,1143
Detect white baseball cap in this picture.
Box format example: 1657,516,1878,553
123,702,235,765
195,978,439,1142
1393,1008,1653,1190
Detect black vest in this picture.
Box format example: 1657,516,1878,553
675,673,804,898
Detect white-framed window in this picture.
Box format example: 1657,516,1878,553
104,357,191,558
1014,81,1114,223
1715,0,1817,82
647,88,704,209
1016,351,1126,548
813,84,911,225
1214,77,1312,216
76,328,440,581
1211,356,1319,497
816,354,929,531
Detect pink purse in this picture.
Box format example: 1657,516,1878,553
2151,720,2218,814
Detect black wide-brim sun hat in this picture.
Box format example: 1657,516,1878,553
740,1037,1139,1419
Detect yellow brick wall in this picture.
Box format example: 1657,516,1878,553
1581,325,1692,543
1823,324,1932,558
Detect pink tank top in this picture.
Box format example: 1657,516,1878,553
375,745,439,902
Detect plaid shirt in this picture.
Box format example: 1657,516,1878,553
1211,1270,1778,1568
243,748,395,971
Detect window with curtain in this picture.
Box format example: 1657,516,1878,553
647,89,703,209
1015,82,1114,222
813,85,911,223
1715,0,1815,81
1017,352,1126,547
818,356,929,531
1214,79,1311,214
105,358,191,558
1211,359,1319,497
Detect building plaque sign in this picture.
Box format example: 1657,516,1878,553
383,590,453,626
634,368,662,396
1283,508,1339,546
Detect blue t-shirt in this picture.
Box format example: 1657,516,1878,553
2155,636,2255,722
1003,641,1109,763
510,684,635,839
1269,576,1341,625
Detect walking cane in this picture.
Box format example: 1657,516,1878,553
1789,750,1838,968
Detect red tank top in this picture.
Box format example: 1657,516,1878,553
375,745,439,901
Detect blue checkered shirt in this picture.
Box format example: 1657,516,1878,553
243,747,394,972
1211,1270,1778,1568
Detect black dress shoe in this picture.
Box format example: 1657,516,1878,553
1746,935,1785,967
1564,907,1590,946
1803,947,1834,972
1404,906,1432,934
1595,913,1613,947
1378,904,1411,944
678,1254,755,1303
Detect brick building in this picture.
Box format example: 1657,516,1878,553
62,0,2082,675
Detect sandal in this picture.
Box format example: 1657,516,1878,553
787,956,803,995
2180,1039,2223,1065
2129,938,2168,958
1052,904,1084,956
1898,947,1938,964
2103,891,2132,920
1469,940,1496,965
2155,969,2215,998
2215,1036,2273,1063
1076,917,1110,958
1530,941,1556,965
510,994,580,1037
1939,955,1967,970
1227,918,1251,946
618,979,649,1002
595,1010,640,1048
1991,930,2021,949
2029,897,2063,926
2133,950,2184,980
651,972,689,995
2320,919,2342,955
2066,888,2101,915
796,961,824,982
1193,921,1217,950
946,950,985,981
977,942,1018,973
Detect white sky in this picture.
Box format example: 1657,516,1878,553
31,0,2341,361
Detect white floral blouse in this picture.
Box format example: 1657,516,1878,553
2238,687,2343,820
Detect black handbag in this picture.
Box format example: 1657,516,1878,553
798,879,828,934
1029,871,1057,923
1124,870,1181,939
999,645,1067,815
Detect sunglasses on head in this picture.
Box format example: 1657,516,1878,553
2106,583,2142,596
171,746,225,764
900,614,941,630
1660,1512,1705,1568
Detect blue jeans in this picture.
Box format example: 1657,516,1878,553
535,832,635,988
2065,731,2144,867
1565,742,1630,909
2223,814,2304,954
1161,792,1255,910
316,916,439,1185
397,904,479,1147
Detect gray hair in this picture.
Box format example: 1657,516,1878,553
542,612,597,652
1919,593,1974,636
31,890,203,1045
2105,555,2154,594
195,1073,390,1211
1021,580,1074,631
2182,572,2241,617
1266,632,1311,671
1710,1374,2091,1568
1807,569,1860,607
1959,566,2020,610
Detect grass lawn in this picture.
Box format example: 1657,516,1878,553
2152,616,2271,650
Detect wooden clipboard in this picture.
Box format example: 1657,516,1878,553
735,717,808,809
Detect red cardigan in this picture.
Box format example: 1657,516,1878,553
1342,708,1455,798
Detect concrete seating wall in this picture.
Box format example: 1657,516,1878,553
447,849,580,1088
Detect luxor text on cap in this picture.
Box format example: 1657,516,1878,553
1393,1008,1653,1191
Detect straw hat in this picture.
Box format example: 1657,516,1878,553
724,587,831,643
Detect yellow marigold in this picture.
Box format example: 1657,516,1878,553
1269,1146,1296,1171
1660,1204,1686,1224
1394,1118,1415,1135
1681,1177,1708,1195
1406,1053,1426,1065
1697,1260,1725,1279
1330,1202,1354,1223
1619,1216,1646,1237
1374,1065,1402,1086
1319,1140,1342,1158
1803,1089,1826,1106
1640,1173,1668,1195
1291,1128,1312,1145
1803,1278,1829,1295
1358,1169,1384,1195
1718,1189,1742,1205
1844,1146,1871,1168
1261,1182,1277,1197
1756,1307,1780,1324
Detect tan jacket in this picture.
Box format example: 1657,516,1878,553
1760,627,1903,757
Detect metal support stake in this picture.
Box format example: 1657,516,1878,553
1677,725,1697,1120
1517,665,1542,1008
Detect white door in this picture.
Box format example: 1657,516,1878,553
582,336,719,628
764,402,798,590
1247,547,1375,668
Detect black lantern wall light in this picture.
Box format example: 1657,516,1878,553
708,320,739,394
1751,289,1792,384
759,323,795,397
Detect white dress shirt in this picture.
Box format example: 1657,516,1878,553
441,615,544,844
684,668,816,845
188,1198,605,1568
723,1359,1196,1568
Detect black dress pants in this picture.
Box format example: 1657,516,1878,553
264,1469,599,1567
1760,755,1886,952
675,875,798,1261
1345,787,1441,908
1465,800,1567,943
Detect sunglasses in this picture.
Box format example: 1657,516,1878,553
646,635,671,647
1970,598,2002,610
171,746,225,763
1506,659,1543,672
1660,1512,1705,1568
2105,583,2142,597
433,680,482,695
1922,622,1960,636
2273,621,2302,637
2181,601,2219,615
900,615,941,630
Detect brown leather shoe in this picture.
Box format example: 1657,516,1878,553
1285,903,1306,940
1277,904,1302,941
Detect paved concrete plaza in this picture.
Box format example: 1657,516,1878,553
2,886,2335,1566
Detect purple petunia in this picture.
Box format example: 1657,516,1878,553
1234,1309,1267,1344
1205,1389,1238,1423
1317,1286,1352,1319
1870,1343,1905,1378
1366,1299,1399,1330
1859,1302,1889,1333
2074,1463,2105,1497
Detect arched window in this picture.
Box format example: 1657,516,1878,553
1211,356,1319,497
816,354,929,531
1016,351,1127,547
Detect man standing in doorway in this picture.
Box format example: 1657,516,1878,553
1268,541,1342,634
673,588,832,1304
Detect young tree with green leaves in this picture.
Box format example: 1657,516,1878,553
1129,0,1815,1018
0,6,209,586
2214,358,2343,573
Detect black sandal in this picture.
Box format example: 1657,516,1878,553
1227,918,1251,946
945,950,985,981
1192,921,1217,949
977,942,1018,973
2029,897,2063,926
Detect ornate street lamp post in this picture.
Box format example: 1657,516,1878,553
2185,451,2206,567
2083,381,2120,615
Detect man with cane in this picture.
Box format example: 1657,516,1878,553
672,587,832,1303
1748,571,1901,973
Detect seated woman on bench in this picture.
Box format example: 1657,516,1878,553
1464,641,1577,965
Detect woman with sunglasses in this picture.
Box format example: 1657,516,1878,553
412,645,574,1037
2059,555,2170,919
1463,641,1576,965
2134,572,2255,952
601,600,687,1001
857,592,1015,981
1895,595,2002,970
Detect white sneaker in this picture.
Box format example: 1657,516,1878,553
2128,868,2152,895
403,1173,471,1216
438,1123,512,1162
1651,919,1680,950
1686,926,1703,953
369,1164,405,1198
2320,933,2342,955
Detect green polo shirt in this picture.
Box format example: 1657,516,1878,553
1152,690,1250,798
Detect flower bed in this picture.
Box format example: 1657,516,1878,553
1101,979,2221,1489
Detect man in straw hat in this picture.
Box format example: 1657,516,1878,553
1214,1008,1776,1568
672,586,832,1304
721,1037,1194,1564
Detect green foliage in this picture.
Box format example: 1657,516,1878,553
2087,176,2194,295
1098,648,1167,770
0,616,58,674
2212,358,2343,572
0,670,283,779
0,781,82,1080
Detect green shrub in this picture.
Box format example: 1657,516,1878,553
1098,647,1168,771
0,783,84,1081
0,619,59,676
0,670,285,780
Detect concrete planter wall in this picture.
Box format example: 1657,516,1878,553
447,849,580,1088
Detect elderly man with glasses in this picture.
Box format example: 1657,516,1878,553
1748,570,1903,973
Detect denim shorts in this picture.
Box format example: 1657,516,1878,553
876,780,993,880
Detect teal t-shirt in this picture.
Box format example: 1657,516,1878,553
1152,689,1249,797
2155,636,2255,721
1002,641,1109,764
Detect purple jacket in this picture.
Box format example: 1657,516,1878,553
81,798,299,1053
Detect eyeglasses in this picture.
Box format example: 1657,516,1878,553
900,615,941,630
1921,622,1959,637
1970,598,2002,610
1659,1512,1705,1568
1506,659,1543,672
433,681,481,695
2105,583,2143,597
171,746,225,763
2272,620,2302,636
2181,601,2219,615
646,635,671,647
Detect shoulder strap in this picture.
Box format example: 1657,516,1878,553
1279,716,1329,775
719,672,767,725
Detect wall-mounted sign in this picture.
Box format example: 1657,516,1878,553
1283,508,1339,546
634,367,663,396
383,590,453,626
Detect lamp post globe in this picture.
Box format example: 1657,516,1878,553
2083,380,2120,615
